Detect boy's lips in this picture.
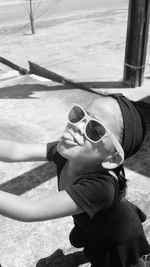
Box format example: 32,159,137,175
61,131,82,146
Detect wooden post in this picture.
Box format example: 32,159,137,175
123,0,150,87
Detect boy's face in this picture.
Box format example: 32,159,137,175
57,98,123,166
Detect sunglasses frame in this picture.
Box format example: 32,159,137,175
68,104,124,163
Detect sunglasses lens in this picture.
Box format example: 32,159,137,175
86,120,106,142
69,106,85,123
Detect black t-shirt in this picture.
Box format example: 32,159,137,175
47,142,147,245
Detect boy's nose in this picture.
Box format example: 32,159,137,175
68,121,85,135
74,121,85,134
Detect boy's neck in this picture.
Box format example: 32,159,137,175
67,160,105,177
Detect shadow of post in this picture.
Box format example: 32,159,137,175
0,80,127,99
0,162,56,195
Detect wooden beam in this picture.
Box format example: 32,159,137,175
0,57,28,75
123,0,150,87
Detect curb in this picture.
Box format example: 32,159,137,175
0,70,20,82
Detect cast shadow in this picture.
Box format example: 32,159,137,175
0,80,126,99
0,84,63,99
36,248,89,267
0,161,56,195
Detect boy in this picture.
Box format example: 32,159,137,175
0,93,149,267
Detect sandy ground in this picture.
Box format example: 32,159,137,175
0,4,150,267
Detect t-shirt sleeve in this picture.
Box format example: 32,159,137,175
66,174,115,218
46,141,66,169
46,141,59,163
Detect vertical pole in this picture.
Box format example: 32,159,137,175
29,0,35,34
123,0,150,87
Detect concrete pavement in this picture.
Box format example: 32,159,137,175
0,5,150,267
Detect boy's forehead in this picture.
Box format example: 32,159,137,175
87,98,116,119
86,98,121,133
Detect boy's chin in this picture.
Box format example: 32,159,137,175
57,141,79,159
57,141,72,155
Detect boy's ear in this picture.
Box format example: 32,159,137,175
101,152,124,169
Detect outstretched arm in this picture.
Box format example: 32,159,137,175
0,190,82,222
0,140,48,162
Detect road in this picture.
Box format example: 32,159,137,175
0,0,127,27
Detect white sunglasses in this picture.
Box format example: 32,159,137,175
68,104,124,163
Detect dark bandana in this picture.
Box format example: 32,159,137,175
109,93,146,159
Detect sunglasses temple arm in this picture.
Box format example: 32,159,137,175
110,134,125,163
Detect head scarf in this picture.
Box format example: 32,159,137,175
109,93,146,159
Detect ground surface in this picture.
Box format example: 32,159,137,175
0,2,150,267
